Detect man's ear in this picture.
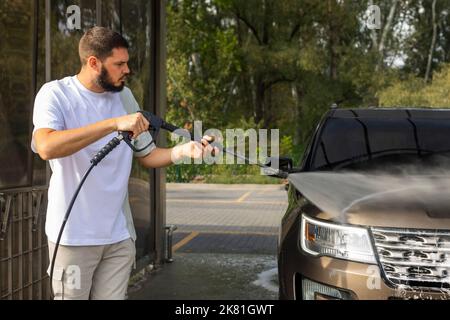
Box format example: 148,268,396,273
87,56,101,74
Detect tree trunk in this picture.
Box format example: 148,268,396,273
291,84,303,146
425,0,438,83
369,0,378,51
377,0,399,70
328,0,338,80
265,85,273,128
255,77,265,125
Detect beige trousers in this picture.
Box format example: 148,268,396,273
47,238,135,300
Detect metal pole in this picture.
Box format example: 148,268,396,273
45,0,52,186
119,0,123,35
149,0,167,267
45,0,51,83
28,0,39,186
96,0,102,26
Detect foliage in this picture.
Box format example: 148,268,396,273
379,64,450,107
166,0,450,183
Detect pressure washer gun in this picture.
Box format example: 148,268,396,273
90,111,186,165
121,111,186,152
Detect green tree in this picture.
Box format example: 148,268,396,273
165,0,450,182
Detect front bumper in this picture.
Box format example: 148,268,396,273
279,236,450,300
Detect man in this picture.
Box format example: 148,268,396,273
32,27,216,300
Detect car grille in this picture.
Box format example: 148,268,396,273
371,227,450,289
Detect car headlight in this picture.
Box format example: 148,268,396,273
300,214,376,264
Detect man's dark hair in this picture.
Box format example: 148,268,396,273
79,26,129,65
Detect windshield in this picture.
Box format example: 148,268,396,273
311,116,450,172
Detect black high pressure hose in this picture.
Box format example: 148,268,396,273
49,131,158,299
49,134,128,299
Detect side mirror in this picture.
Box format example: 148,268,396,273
263,157,293,178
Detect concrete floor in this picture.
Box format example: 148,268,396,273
128,184,288,300
128,253,278,300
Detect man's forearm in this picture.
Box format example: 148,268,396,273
138,147,177,168
35,118,117,160
138,138,214,169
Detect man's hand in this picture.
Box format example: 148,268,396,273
114,113,150,139
137,135,220,169
171,135,220,163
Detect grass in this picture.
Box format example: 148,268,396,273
167,163,286,184
203,174,283,184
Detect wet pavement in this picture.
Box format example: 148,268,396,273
129,253,278,300
128,184,288,300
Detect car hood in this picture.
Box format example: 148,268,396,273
290,173,450,230
340,186,450,229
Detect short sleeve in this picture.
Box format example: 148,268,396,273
31,83,65,153
119,87,156,158
133,131,156,158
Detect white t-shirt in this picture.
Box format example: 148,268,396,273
31,75,155,246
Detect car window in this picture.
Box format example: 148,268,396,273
312,118,367,169
415,119,450,152
311,116,450,171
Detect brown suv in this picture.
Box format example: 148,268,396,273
277,108,450,300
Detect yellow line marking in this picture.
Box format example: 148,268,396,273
172,231,200,252
167,199,285,206
236,191,252,203
177,230,279,236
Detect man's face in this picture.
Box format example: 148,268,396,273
96,47,130,92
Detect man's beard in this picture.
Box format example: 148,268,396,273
96,67,125,92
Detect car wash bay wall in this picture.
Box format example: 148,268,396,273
0,0,167,300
